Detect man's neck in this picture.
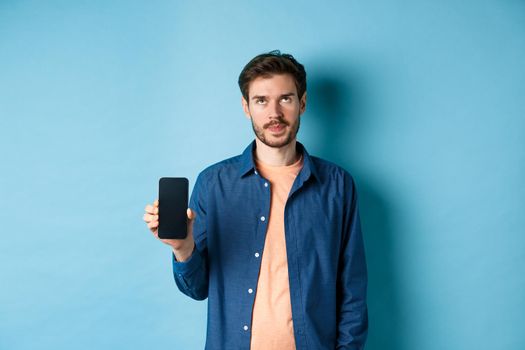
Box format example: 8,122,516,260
253,138,299,167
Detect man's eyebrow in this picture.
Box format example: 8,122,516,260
250,92,295,100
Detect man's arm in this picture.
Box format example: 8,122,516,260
172,172,209,301
336,173,368,349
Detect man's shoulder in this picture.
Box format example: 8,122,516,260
309,155,355,183
196,153,244,182
309,155,359,203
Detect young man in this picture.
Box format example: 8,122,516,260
143,51,368,349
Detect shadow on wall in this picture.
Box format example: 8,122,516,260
308,69,403,350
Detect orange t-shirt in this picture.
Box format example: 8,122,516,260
250,153,304,350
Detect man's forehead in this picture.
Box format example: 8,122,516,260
248,74,297,96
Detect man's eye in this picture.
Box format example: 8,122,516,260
256,99,266,104
281,97,291,102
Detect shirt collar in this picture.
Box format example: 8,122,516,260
238,140,319,182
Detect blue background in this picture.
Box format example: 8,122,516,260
1,1,524,349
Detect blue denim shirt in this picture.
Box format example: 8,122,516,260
172,141,368,349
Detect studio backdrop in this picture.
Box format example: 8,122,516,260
1,1,524,349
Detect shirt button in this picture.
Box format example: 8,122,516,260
260,216,266,222
254,252,260,258
243,325,249,331
297,328,303,335
264,182,268,187
248,288,253,294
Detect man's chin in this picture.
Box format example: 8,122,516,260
258,133,294,148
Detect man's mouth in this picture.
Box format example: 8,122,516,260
266,123,286,132
267,123,286,132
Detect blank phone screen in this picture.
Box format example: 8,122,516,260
158,177,189,239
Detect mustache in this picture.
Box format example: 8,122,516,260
264,118,289,129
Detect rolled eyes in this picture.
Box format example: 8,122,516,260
256,97,291,105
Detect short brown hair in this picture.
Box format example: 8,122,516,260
238,50,306,102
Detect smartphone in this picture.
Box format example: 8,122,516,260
158,177,189,239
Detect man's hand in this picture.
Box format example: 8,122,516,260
143,199,196,262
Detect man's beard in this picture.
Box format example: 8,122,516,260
250,115,301,148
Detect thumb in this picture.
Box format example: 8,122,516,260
187,208,197,221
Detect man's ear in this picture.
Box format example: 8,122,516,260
299,92,307,115
241,96,251,119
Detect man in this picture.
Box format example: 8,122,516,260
143,50,368,349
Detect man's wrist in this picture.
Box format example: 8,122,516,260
172,242,195,262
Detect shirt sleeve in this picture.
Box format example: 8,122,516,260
171,172,209,301
336,172,368,349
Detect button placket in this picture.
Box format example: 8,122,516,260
246,174,269,337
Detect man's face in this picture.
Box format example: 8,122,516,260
242,74,306,148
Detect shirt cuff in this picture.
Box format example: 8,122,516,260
172,244,203,276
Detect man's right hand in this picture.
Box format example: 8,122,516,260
143,199,196,262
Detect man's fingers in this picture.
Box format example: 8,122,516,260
145,204,159,215
143,213,158,222
145,204,154,214
148,220,159,230
154,199,159,207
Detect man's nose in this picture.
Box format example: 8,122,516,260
268,99,283,118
